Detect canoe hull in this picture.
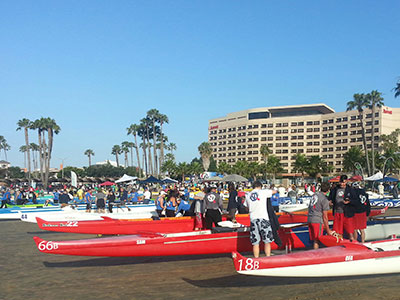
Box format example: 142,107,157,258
232,239,400,277
35,208,387,235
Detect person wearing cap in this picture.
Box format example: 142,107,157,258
204,185,223,229
353,182,370,242
156,190,167,217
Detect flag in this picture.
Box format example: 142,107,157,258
71,171,78,187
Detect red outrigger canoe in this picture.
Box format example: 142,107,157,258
33,224,312,257
232,237,400,277
35,207,387,235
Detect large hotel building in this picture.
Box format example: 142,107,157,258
208,104,400,174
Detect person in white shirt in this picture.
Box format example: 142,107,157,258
144,187,151,201
244,181,275,258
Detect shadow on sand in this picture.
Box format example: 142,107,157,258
182,273,397,288
42,253,230,268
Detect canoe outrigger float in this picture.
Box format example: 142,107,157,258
232,237,400,277
34,208,388,235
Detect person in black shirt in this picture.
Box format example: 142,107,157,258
107,189,116,213
227,183,239,222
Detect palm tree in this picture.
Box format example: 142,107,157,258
17,118,32,182
121,141,130,168
168,142,177,155
127,124,142,174
176,162,191,182
19,145,28,170
366,90,384,173
140,117,153,175
126,142,135,167
111,145,122,167
393,78,400,98
260,144,271,165
198,142,213,171
346,93,371,175
0,136,10,161
30,143,39,170
84,149,95,166
266,156,284,183
293,153,308,185
342,147,365,174
42,118,60,188
147,109,160,176
158,113,169,172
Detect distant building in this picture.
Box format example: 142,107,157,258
0,160,10,169
96,160,118,167
208,104,400,174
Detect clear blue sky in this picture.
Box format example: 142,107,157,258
1,1,399,168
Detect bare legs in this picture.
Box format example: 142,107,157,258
253,243,271,258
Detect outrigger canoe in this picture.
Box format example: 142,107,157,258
34,207,388,235
232,238,400,277
33,225,312,257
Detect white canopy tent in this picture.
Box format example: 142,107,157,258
364,171,383,181
115,174,138,183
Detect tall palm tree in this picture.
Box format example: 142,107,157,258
19,145,28,170
121,141,131,168
158,113,169,173
31,118,45,182
260,144,271,165
0,136,10,161
138,124,148,175
140,117,153,175
366,90,384,173
168,142,177,155
30,143,39,170
127,124,141,173
126,142,135,167
198,142,213,171
346,93,371,175
17,118,32,182
147,109,160,176
393,78,400,98
293,154,308,184
84,149,95,166
111,145,122,167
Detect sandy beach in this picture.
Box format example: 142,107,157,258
1,217,400,300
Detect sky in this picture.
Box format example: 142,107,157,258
1,1,399,168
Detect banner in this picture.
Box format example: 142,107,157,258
71,171,78,187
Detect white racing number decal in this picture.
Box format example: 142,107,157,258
136,240,146,245
63,221,78,227
237,258,260,271
345,255,353,261
38,241,59,251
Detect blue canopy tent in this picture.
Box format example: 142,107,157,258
377,177,399,182
140,175,163,184
162,177,178,184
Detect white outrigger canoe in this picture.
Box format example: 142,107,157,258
19,204,158,223
232,238,400,277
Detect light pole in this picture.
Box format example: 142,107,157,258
380,156,394,178
58,157,67,178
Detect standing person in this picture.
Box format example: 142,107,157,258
165,190,178,217
288,185,297,204
329,175,355,241
353,182,370,243
120,187,128,206
84,189,92,212
193,188,206,230
204,185,223,229
95,189,106,213
107,189,116,213
227,183,239,222
156,191,167,217
53,189,60,204
244,181,281,258
1,189,11,208
307,182,333,249
143,187,151,204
